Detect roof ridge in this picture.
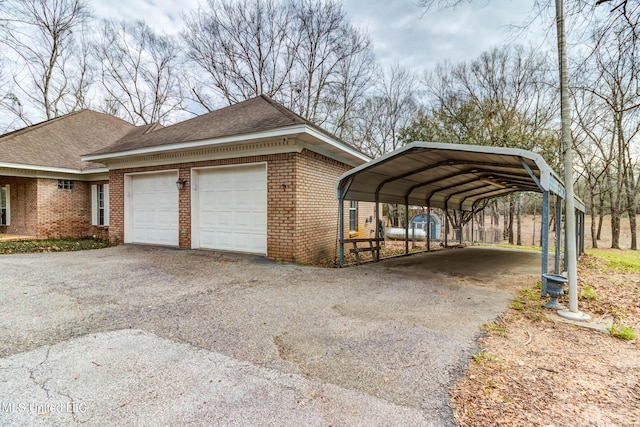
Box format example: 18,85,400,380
0,110,88,142
143,122,164,134
257,94,307,125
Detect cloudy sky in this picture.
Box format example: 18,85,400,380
91,0,554,71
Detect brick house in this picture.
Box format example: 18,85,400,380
1,95,373,263
0,110,136,240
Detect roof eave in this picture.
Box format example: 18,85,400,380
0,162,108,175
82,124,370,165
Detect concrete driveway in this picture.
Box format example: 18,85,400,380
0,246,541,426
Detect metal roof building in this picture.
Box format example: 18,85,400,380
335,142,586,289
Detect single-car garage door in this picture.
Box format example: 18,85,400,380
192,164,267,254
126,171,179,246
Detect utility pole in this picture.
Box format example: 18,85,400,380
555,0,590,321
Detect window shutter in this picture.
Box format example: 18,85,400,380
104,184,109,226
91,184,98,226
4,185,9,226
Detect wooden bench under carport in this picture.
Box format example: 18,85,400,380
340,238,383,265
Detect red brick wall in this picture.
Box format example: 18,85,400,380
266,153,298,261
0,177,38,236
108,170,125,246
36,178,92,238
295,150,352,264
0,177,107,240
107,149,359,264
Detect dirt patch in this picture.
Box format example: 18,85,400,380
450,251,640,427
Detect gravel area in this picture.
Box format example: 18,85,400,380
0,245,541,426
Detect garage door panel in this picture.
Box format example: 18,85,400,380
127,172,179,246
194,164,266,254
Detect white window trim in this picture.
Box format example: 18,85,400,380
1,185,10,226
91,184,109,226
349,200,357,232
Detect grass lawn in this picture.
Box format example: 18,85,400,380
587,248,640,273
0,238,109,254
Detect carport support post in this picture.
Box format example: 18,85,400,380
426,202,431,251
339,198,345,267
375,199,380,244
555,196,562,274
471,209,475,244
579,211,585,255
404,196,409,255
541,191,550,296
444,202,449,247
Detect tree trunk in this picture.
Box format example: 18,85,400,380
508,198,515,244
516,196,522,246
611,213,621,249
597,210,604,240
630,212,637,250
590,192,598,248
597,191,605,240
503,202,509,240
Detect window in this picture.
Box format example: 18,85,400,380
58,179,75,190
91,184,109,226
0,185,9,226
349,200,358,232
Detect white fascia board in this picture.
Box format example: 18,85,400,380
302,126,371,163
81,125,310,162
103,139,302,170
0,162,108,180
81,124,370,164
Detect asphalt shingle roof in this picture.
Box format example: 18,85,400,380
89,95,337,156
0,110,136,171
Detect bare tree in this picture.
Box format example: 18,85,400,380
572,85,613,249
183,0,296,110
287,0,373,127
0,54,29,131
182,0,375,137
354,64,420,158
574,17,640,249
404,46,558,159
93,20,184,125
323,41,377,140
0,0,91,121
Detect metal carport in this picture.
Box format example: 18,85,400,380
335,142,586,290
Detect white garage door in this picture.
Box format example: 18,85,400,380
126,171,179,246
193,164,267,254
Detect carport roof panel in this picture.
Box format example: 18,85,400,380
336,142,563,211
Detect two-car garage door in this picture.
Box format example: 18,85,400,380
125,164,267,255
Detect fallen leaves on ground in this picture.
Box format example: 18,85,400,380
450,252,640,427
0,238,109,254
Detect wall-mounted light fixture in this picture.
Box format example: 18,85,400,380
176,178,187,190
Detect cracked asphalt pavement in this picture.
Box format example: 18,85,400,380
0,245,541,426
